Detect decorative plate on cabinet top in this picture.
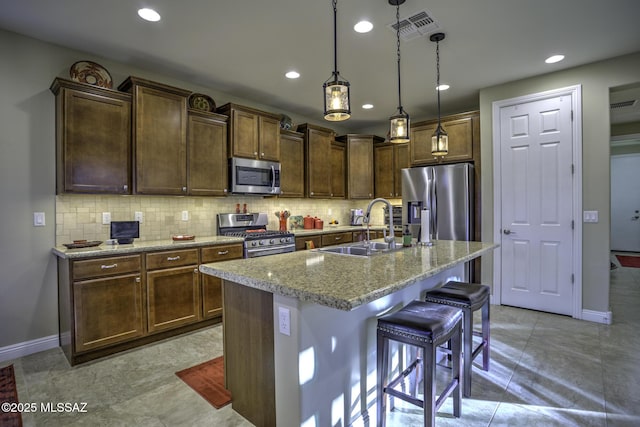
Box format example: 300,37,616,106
69,61,113,89
188,93,216,112
172,235,195,241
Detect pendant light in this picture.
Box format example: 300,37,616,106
323,0,350,121
430,32,448,157
389,0,409,143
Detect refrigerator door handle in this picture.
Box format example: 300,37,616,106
431,168,437,239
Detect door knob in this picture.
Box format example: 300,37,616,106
503,229,515,235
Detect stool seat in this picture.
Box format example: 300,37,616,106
378,300,463,342
425,281,490,311
425,281,491,398
377,300,463,427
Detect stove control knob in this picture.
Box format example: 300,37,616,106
259,240,265,246
270,239,275,244
251,241,257,247
280,238,285,243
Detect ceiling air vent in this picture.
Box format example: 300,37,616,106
610,100,636,109
388,9,441,42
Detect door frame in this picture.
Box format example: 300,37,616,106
492,85,583,318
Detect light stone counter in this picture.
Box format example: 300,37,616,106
289,224,386,236
200,239,497,311
52,235,244,259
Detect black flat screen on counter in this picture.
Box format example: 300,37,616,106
110,221,140,244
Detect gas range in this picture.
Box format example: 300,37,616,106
217,213,295,258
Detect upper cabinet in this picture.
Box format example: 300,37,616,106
217,103,281,162
298,123,335,198
187,110,229,196
279,130,305,198
51,78,132,194
374,143,409,198
330,140,346,199
119,77,191,195
410,111,479,166
336,134,384,199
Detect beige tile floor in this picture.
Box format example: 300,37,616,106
5,253,640,426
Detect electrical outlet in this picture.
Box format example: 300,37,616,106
327,208,332,216
181,210,189,221
134,211,144,223
278,306,291,336
102,212,111,225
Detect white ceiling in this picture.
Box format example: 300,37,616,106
1,0,640,134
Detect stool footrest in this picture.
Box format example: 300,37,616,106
386,358,421,390
435,378,460,412
384,386,424,408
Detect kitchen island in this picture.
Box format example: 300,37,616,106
200,239,497,427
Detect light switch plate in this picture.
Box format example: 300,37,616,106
33,212,45,227
181,210,189,221
102,212,111,225
134,211,144,223
583,210,599,223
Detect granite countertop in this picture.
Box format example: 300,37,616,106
52,236,245,259
200,240,497,311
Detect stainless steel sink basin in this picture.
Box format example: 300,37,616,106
315,240,402,257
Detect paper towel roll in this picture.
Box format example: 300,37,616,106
421,209,430,244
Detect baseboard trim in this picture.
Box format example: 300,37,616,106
581,309,612,325
0,334,59,363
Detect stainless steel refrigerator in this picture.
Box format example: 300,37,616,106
401,163,474,242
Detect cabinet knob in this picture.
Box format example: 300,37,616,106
223,189,227,193
135,277,141,283
310,192,314,196
194,268,199,274
124,185,128,191
261,152,265,157
182,187,187,192
254,151,258,156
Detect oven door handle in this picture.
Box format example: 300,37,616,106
246,243,296,258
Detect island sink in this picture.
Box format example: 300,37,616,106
316,240,403,257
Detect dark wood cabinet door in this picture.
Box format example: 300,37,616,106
330,142,346,198
52,80,131,194
73,273,144,352
394,143,410,197
147,265,201,333
134,85,188,194
188,112,228,196
410,115,474,165
258,115,280,161
231,109,259,158
410,122,438,165
279,131,304,198
347,136,374,199
437,117,474,162
306,128,333,198
200,244,243,319
374,144,394,198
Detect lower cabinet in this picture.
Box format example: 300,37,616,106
200,244,244,319
58,242,243,365
146,249,201,333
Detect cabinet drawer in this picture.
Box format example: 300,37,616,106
295,235,322,250
201,244,244,263
146,249,199,270
321,232,353,246
73,255,141,280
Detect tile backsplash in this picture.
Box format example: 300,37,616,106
55,194,397,246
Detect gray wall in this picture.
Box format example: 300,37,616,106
0,28,349,351
479,51,640,314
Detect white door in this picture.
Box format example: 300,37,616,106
611,154,640,252
499,95,574,315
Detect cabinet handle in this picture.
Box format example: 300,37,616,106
253,151,258,156
194,268,199,274
335,236,342,241
218,250,229,255
167,256,181,261
101,263,117,269
135,277,141,283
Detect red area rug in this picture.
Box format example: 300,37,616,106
176,356,231,409
0,364,23,427
616,255,640,268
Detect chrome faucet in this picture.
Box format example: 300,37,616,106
363,198,396,249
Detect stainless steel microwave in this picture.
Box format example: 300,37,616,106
229,157,281,195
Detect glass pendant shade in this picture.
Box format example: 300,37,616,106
390,110,410,143
431,124,448,156
323,77,351,121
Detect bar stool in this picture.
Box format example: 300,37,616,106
377,300,463,427
425,281,490,397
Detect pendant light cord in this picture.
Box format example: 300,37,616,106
396,4,403,112
436,38,442,125
332,0,338,80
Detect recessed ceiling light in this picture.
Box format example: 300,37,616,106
362,104,374,109
285,71,300,79
138,8,161,22
436,84,450,91
545,54,565,64
354,21,373,33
